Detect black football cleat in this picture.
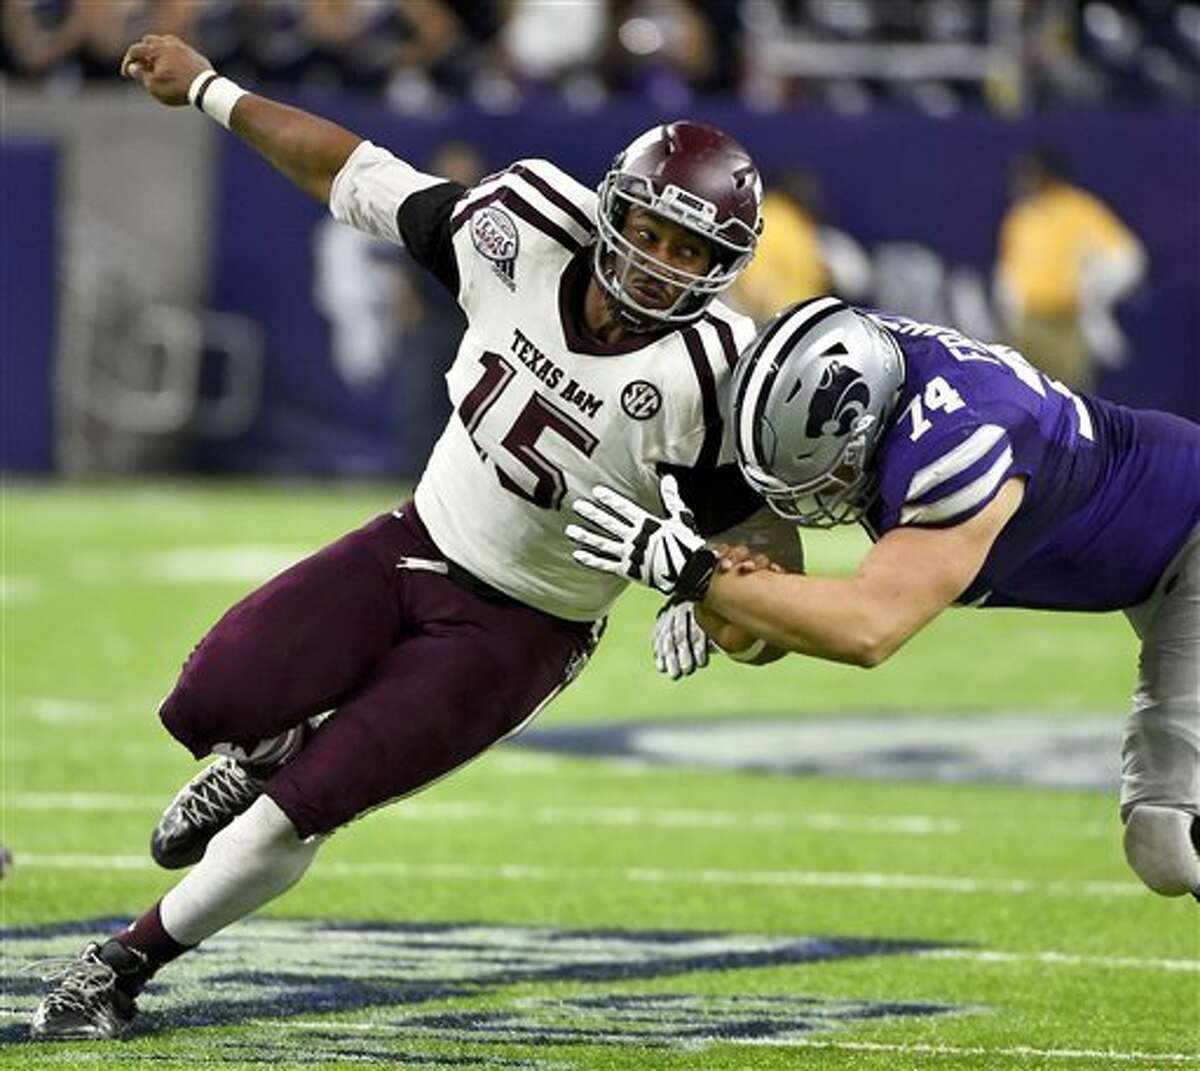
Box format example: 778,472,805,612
29,940,145,1040
150,757,267,869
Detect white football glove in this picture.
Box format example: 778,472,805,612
567,475,716,598
652,601,712,680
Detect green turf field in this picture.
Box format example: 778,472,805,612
2,481,1197,1069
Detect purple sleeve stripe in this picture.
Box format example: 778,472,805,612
702,312,740,370
683,325,722,469
451,187,582,254
510,164,594,234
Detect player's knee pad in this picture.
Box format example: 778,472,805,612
1122,804,1200,897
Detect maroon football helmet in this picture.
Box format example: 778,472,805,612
595,120,763,327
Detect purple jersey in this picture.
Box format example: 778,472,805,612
864,312,1200,611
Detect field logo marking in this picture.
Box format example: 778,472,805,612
1,917,960,1061
518,714,1123,791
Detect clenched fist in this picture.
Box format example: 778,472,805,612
121,34,212,106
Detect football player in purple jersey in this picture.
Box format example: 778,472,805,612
29,35,806,1039
570,296,1200,902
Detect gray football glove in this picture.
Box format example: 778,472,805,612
653,600,712,680
567,475,717,599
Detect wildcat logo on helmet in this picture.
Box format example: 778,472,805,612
470,206,519,290
807,360,871,438
621,380,663,420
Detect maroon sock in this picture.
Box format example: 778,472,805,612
113,901,193,981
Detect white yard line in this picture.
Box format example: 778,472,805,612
736,1038,1200,1063
3,740,171,761
919,948,1199,972
400,801,966,836
68,546,310,586
15,851,1145,898
18,853,161,871
0,575,43,606
7,792,167,810
5,696,162,726
3,791,1113,838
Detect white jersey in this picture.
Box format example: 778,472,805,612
330,142,757,621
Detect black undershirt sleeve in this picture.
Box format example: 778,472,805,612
656,461,765,537
395,180,468,296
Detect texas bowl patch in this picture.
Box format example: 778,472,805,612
470,206,519,264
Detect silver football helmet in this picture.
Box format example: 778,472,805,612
731,297,905,527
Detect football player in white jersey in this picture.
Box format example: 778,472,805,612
30,34,801,1039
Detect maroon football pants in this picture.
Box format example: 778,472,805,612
158,505,599,838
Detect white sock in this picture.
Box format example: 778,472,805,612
159,796,321,946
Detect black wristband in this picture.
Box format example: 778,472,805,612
675,547,718,602
192,72,220,113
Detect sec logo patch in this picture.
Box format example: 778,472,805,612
621,380,662,420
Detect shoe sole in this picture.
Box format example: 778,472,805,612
31,1019,132,1040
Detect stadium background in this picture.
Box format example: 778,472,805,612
2,2,1199,1069
3,0,1199,476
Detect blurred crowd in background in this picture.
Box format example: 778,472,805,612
738,148,1145,396
4,0,1200,114
2,1,1188,480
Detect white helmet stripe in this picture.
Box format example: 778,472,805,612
904,424,1009,503
736,297,845,466
900,445,1014,526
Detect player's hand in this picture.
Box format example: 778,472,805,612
713,542,784,576
567,475,715,598
692,602,760,656
121,34,212,106
652,601,711,680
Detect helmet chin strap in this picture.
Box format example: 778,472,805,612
594,245,669,334
601,282,660,333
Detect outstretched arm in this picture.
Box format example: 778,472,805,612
702,478,1025,666
569,476,1024,669
121,34,360,203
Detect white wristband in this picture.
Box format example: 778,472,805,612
187,70,247,130
725,638,767,663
